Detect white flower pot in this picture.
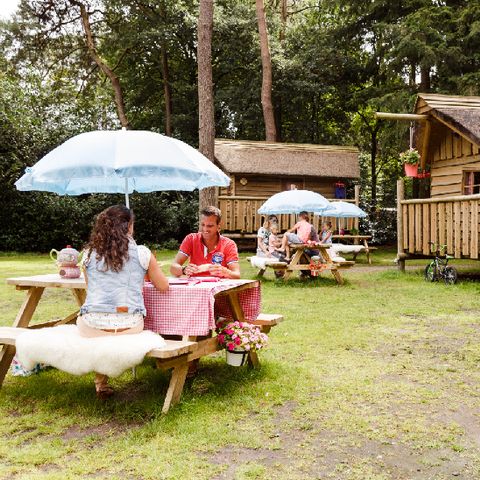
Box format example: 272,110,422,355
225,349,248,367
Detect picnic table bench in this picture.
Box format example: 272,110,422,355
249,243,354,285
332,235,377,264
0,274,282,413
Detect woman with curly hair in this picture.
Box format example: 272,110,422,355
77,205,169,399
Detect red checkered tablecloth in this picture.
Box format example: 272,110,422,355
143,279,261,336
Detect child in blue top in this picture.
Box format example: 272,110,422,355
320,221,333,244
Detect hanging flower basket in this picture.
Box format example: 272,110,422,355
400,149,421,178
404,163,419,177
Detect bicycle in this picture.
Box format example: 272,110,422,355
424,242,458,285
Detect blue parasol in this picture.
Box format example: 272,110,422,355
321,201,367,218
15,129,230,207
257,189,331,215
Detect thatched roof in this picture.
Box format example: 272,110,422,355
415,93,480,146
214,140,360,178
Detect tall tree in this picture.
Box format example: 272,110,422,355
255,0,277,141
10,0,130,128
197,0,216,210
72,0,129,127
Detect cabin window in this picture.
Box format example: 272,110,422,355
463,171,480,195
282,178,304,191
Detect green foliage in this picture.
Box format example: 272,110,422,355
1,190,198,252
399,148,420,165
1,0,480,248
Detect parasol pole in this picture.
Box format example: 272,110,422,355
125,177,130,209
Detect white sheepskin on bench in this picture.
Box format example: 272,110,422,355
15,325,167,377
330,243,365,254
249,255,287,269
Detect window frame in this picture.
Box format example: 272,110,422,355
462,169,480,195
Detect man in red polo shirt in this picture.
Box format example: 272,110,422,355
171,206,240,279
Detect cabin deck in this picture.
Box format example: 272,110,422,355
397,180,480,266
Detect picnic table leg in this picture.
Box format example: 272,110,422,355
0,286,44,387
282,269,292,281
72,288,86,306
319,247,344,286
247,350,260,368
162,359,189,414
226,292,246,322
283,249,303,280
331,268,344,285
182,335,201,375
363,239,372,264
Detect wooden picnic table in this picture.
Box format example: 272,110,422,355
0,274,270,413
332,235,375,264
254,244,354,284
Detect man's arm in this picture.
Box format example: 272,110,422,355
170,252,187,277
170,251,200,277
209,261,240,279
209,239,240,279
227,262,241,279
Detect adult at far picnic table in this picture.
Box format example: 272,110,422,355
257,214,278,257
279,210,313,260
170,205,240,279
77,205,169,399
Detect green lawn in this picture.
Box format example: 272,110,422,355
0,249,480,479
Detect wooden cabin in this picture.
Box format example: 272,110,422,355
213,139,361,238
392,93,480,267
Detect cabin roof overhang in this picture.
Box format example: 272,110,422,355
214,139,360,179
415,93,480,156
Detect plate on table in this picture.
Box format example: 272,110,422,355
190,276,220,283
168,277,190,285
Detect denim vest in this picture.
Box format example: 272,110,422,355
80,241,147,315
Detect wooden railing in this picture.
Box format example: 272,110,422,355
218,195,359,235
398,193,480,259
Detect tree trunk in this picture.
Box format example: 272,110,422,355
76,1,129,128
274,96,282,142
197,0,217,210
161,44,173,136
409,62,416,87
255,0,277,142
420,65,431,92
370,126,379,208
279,0,287,41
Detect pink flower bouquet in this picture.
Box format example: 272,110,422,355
216,320,268,352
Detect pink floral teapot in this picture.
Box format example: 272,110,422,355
50,245,82,278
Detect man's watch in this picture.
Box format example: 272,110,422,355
181,265,187,275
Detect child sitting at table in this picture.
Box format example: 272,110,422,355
268,223,287,261
320,221,333,244
319,221,334,261
278,211,312,260
77,205,169,399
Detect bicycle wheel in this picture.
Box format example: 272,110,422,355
424,262,437,282
443,266,457,285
